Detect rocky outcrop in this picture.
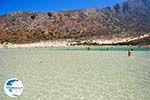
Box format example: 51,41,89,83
0,0,150,44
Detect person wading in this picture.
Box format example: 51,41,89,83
128,50,131,57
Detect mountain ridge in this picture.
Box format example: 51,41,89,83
0,0,150,45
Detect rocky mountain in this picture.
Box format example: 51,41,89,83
104,0,150,32
0,0,150,44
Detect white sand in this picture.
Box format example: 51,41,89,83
0,41,70,48
0,34,149,48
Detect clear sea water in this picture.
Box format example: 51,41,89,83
0,46,150,100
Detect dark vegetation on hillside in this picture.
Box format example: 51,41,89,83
0,0,150,45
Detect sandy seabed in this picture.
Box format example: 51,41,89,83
0,48,150,100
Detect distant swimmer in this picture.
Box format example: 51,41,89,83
87,47,90,51
128,50,131,57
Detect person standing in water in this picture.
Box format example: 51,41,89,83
87,47,90,51
128,49,131,57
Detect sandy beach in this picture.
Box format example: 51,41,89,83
0,34,149,48
0,41,70,48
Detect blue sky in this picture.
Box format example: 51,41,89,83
0,0,123,15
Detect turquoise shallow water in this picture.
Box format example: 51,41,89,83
49,46,150,51
0,46,150,100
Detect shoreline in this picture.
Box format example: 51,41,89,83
0,41,149,49
0,41,70,48
0,34,150,48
